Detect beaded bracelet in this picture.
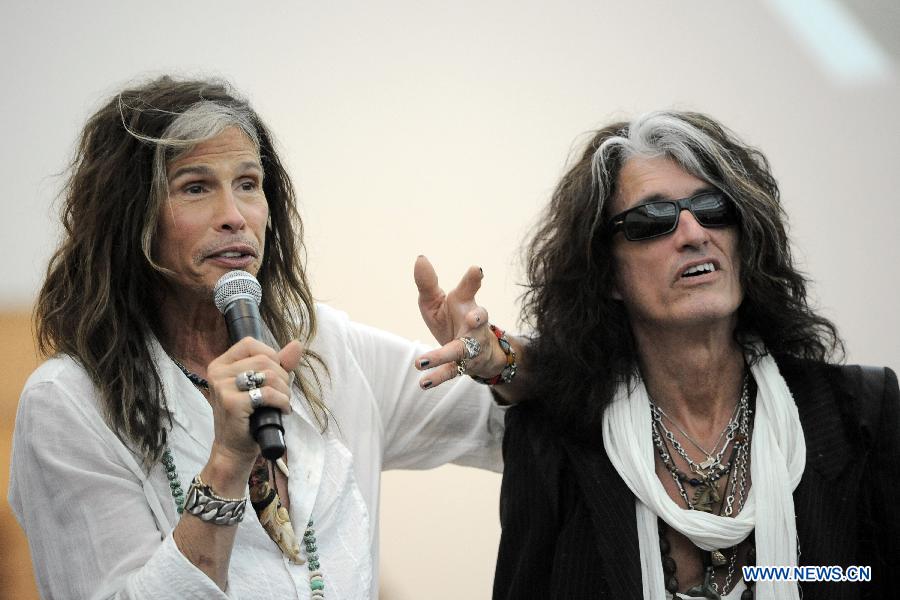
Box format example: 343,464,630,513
184,475,247,526
471,325,517,385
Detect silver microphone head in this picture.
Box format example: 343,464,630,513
213,270,263,314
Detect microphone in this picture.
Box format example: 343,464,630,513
213,270,286,460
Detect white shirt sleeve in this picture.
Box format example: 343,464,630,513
8,370,228,600
340,316,505,472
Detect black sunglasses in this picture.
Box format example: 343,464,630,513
607,190,738,241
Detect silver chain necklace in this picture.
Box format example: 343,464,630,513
650,375,748,479
654,397,740,459
651,374,755,597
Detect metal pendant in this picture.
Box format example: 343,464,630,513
697,457,717,472
692,483,722,513
685,566,721,599
710,549,727,567
692,457,719,479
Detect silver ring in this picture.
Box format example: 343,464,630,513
248,387,264,409
456,358,468,376
236,370,266,391
236,371,258,391
459,336,481,360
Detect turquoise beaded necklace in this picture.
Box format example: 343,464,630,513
162,449,185,514
167,358,327,597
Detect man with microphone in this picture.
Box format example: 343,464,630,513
9,76,525,599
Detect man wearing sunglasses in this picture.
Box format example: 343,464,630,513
493,110,899,599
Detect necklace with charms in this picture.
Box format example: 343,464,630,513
652,373,756,598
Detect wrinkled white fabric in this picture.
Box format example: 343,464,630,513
603,353,805,600
9,304,505,599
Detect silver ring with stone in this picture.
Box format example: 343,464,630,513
248,387,264,409
459,336,481,360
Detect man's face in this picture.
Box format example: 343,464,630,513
155,126,268,298
609,155,742,335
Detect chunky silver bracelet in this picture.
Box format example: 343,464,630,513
184,475,247,526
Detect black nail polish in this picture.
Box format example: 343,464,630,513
422,380,433,389
420,359,430,368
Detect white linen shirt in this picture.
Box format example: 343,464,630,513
9,304,505,599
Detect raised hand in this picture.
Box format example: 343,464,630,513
413,255,506,389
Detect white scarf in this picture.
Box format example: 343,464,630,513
602,353,805,600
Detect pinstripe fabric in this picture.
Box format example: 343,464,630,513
493,357,899,599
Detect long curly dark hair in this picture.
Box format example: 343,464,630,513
522,111,843,440
35,76,326,467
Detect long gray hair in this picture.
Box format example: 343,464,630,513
521,110,842,440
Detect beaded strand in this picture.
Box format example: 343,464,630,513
162,449,185,514
304,521,325,597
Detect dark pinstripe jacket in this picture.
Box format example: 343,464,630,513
493,357,900,599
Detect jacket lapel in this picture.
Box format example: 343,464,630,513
782,359,858,599
563,438,644,598
784,359,854,482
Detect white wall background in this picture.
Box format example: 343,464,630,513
2,2,897,598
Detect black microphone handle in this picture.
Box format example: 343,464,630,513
224,299,286,460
